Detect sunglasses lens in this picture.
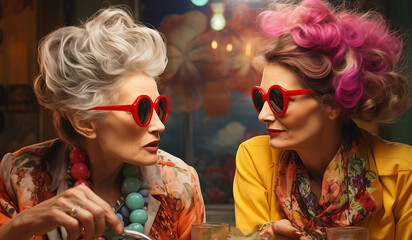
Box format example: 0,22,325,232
137,98,151,125
157,97,168,123
269,87,284,114
252,89,264,112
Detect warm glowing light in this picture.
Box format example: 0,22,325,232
211,40,218,49
210,14,226,31
245,43,251,56
226,43,233,52
191,0,208,6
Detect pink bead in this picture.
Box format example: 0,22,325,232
70,149,87,164
73,179,91,188
71,163,90,180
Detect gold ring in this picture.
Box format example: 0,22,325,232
70,205,81,218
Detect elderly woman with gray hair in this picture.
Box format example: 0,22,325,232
0,7,205,240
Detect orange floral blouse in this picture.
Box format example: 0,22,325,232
0,139,205,240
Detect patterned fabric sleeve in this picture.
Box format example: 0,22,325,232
155,150,206,240
0,145,55,240
177,165,206,240
0,153,18,226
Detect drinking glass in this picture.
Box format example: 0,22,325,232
191,222,229,240
327,226,368,240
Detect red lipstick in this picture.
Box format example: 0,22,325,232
268,129,284,136
144,140,159,153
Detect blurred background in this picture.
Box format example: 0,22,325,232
0,0,411,224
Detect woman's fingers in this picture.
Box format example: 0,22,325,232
66,185,122,237
72,206,96,239
18,185,123,238
69,198,106,237
45,209,81,240
271,219,302,237
76,185,123,235
259,219,303,239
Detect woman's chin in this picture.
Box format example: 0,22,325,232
131,155,158,166
269,141,294,151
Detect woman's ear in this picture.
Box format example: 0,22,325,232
67,113,97,139
325,103,342,120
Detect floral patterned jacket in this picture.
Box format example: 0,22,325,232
0,139,205,240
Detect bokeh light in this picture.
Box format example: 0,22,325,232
245,43,251,56
226,43,233,52
211,40,218,49
191,0,209,7
210,13,226,31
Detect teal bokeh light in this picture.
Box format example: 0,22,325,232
210,14,226,31
191,0,209,7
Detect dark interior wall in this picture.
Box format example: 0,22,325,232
36,0,67,142
379,0,412,144
66,0,135,25
0,0,38,156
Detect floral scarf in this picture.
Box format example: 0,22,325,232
274,134,381,239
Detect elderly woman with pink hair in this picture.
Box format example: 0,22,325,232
233,0,412,239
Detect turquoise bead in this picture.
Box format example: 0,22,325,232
129,209,148,224
122,164,138,177
122,177,140,194
126,222,144,233
125,192,144,210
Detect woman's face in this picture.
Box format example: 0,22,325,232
94,72,165,166
258,63,331,151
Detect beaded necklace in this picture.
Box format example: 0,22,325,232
68,149,149,239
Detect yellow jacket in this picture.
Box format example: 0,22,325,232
233,130,412,239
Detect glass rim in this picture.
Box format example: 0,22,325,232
192,222,229,227
327,226,368,232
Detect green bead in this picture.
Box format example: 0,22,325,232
122,164,138,177
129,209,148,224
122,177,141,194
125,192,144,210
126,222,144,233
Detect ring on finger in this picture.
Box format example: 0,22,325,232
70,205,81,218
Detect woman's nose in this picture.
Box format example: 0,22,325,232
148,109,166,133
258,101,276,123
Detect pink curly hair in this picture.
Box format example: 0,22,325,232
258,0,410,121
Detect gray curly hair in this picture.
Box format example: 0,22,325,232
33,7,168,146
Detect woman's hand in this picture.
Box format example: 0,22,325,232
1,185,123,240
259,219,310,240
